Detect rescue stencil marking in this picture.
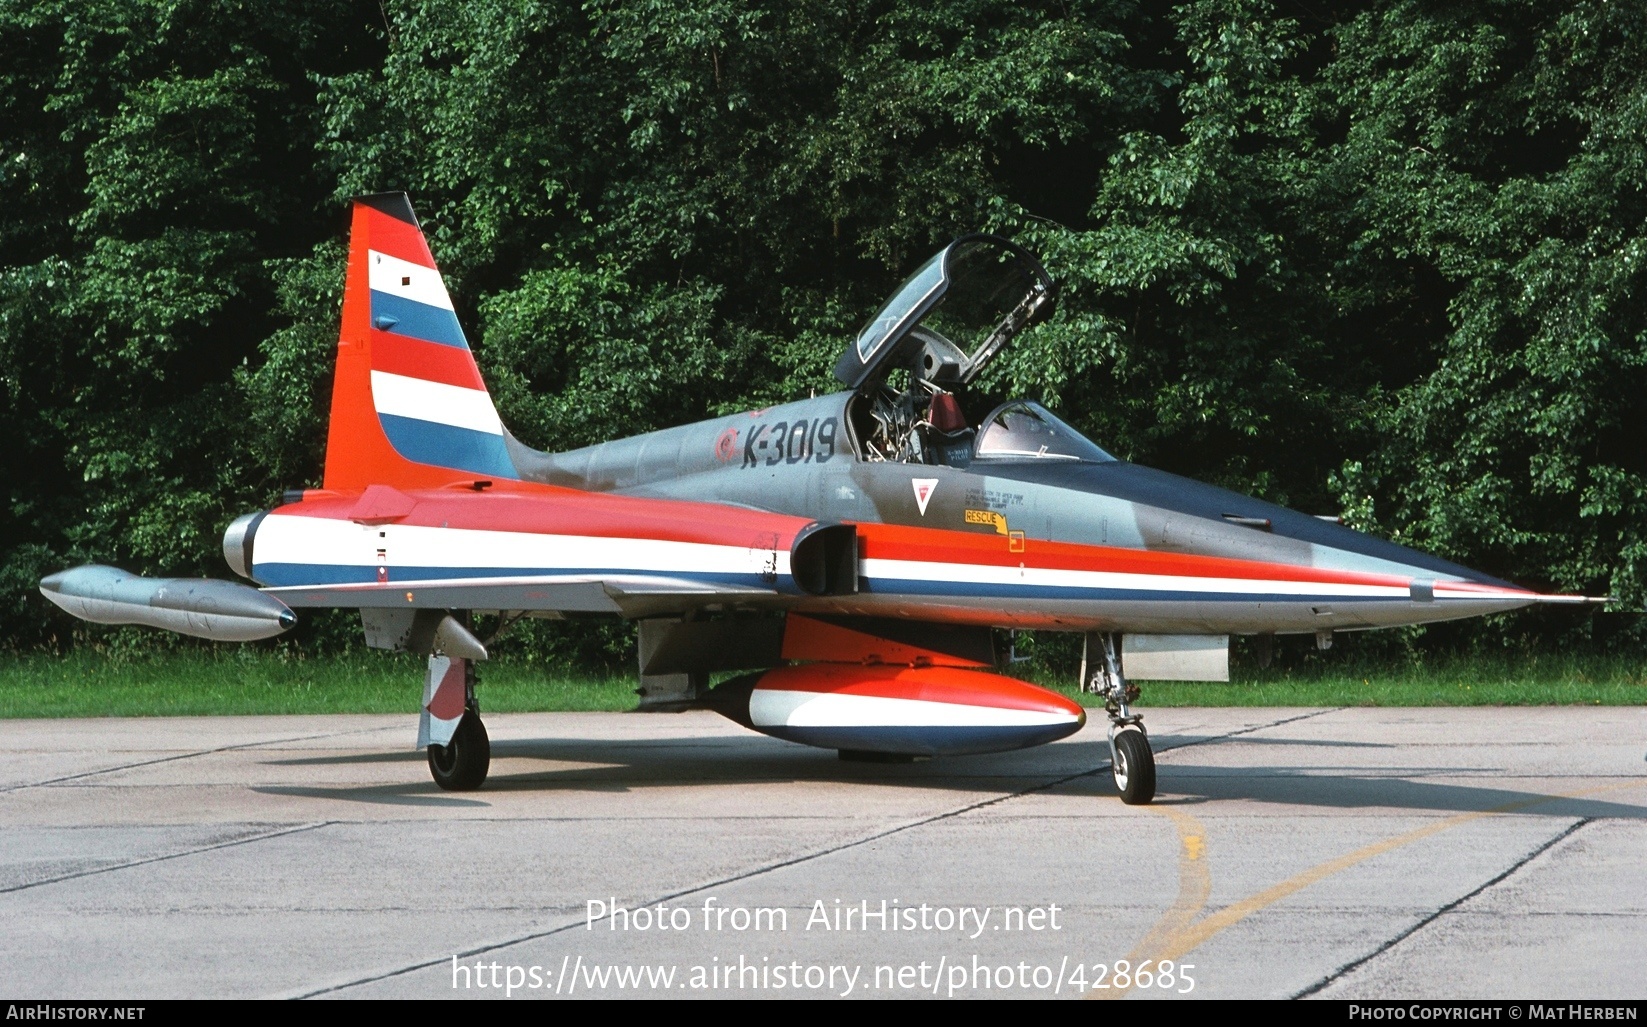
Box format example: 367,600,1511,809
965,509,1008,535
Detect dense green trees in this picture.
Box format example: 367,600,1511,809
3,0,1641,655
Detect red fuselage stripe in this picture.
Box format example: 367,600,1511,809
854,523,1508,593
275,490,817,549
274,489,1532,598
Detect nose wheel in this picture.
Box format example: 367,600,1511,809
1109,727,1155,805
1084,632,1156,805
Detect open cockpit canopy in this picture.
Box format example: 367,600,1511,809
833,235,1057,391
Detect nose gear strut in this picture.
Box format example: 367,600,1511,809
1083,633,1156,805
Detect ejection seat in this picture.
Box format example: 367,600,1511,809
924,391,975,466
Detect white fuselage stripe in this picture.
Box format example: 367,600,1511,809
253,515,1532,604
254,514,791,578
858,556,1528,601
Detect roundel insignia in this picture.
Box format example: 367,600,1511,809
714,426,740,462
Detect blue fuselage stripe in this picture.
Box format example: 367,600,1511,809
370,291,468,349
256,559,1405,607
861,575,1407,604
377,413,517,479
255,562,774,590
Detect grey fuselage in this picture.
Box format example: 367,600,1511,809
503,392,1530,636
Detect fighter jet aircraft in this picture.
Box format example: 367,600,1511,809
40,193,1598,804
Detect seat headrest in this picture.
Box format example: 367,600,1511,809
929,392,967,433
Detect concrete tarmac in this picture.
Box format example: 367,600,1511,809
1,707,1644,1000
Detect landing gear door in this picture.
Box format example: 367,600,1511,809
832,235,1057,391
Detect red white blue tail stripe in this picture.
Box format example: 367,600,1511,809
368,250,468,348
354,196,517,480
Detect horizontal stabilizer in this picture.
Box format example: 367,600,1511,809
40,565,296,641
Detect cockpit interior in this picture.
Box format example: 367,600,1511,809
837,234,1112,468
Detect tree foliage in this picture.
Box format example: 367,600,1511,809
3,0,1641,656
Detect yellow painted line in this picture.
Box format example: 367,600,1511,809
1091,804,1211,1001
1093,779,1646,1000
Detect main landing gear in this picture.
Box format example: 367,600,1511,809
422,653,491,791
1084,633,1155,805
428,707,490,791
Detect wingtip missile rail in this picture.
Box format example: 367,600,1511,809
39,565,297,642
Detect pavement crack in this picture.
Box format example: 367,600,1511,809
1153,708,1345,758
0,821,335,896
294,707,1330,999
1291,817,1593,999
0,725,400,794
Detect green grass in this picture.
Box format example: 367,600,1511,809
0,650,1643,719
0,650,637,718
1024,653,1647,708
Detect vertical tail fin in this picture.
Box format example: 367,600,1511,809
322,193,518,491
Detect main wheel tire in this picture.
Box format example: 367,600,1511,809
1111,728,1156,805
428,712,490,791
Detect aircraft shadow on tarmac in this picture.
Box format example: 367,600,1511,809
270,750,433,765
252,784,491,809
259,729,1388,770
1145,768,1647,819
1210,735,1393,748
251,731,1647,819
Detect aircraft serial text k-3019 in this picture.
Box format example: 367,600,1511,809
40,194,1600,804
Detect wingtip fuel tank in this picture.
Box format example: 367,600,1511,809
39,565,296,642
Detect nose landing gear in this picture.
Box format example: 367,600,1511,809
1108,725,1155,805
1084,633,1156,805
